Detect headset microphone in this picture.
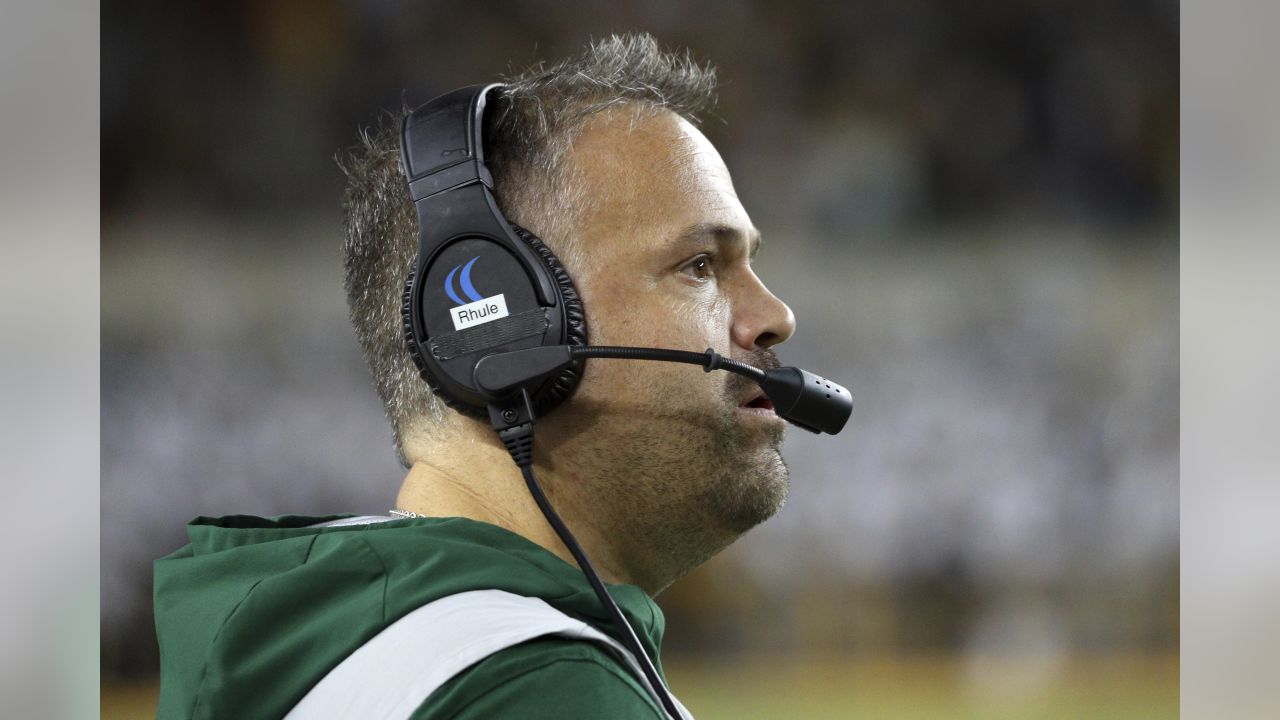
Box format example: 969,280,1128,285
400,83,852,720
473,345,852,435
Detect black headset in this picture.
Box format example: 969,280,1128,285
400,84,589,429
400,83,852,719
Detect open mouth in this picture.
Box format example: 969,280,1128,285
739,392,775,412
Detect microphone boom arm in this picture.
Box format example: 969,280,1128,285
474,345,852,435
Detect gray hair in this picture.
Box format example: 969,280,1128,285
339,33,718,466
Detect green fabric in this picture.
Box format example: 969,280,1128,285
153,514,668,719
418,638,664,720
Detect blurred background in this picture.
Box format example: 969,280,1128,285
101,1,1178,717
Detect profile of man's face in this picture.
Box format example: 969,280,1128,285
538,108,797,586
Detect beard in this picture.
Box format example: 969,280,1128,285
541,348,790,590
701,349,790,532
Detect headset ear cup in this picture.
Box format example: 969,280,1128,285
509,225,589,416
401,262,489,420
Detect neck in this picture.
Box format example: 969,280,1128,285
395,430,663,594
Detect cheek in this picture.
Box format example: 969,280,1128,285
569,292,732,404
578,277,636,344
676,293,731,349
579,265,733,350
600,294,730,348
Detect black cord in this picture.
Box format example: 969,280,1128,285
513,457,683,719
571,346,766,384
487,348,761,718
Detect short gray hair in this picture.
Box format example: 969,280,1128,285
339,33,718,466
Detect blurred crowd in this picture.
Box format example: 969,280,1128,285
102,0,1178,689
102,0,1176,230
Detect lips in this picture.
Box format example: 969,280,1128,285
738,389,775,411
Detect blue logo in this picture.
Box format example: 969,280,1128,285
443,256,485,306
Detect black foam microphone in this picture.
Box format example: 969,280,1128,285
473,345,852,434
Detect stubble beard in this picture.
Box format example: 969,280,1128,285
550,349,790,589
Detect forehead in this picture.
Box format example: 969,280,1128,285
566,108,752,258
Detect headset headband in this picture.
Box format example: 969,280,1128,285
401,84,559,308
401,84,496,204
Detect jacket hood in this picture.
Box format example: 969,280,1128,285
153,514,664,720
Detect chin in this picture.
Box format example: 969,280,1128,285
714,446,791,535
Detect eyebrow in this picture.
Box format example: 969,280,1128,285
668,222,764,259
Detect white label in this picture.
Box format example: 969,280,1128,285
450,293,509,331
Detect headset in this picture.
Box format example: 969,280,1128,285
400,84,852,719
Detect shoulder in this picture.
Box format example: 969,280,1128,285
411,636,665,720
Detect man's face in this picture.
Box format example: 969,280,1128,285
540,108,797,585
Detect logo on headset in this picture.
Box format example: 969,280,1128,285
444,256,509,331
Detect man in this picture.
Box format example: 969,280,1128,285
154,34,796,718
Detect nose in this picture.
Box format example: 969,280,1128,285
732,270,797,350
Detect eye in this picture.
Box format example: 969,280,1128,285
680,254,715,282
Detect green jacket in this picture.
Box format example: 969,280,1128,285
153,514,670,719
